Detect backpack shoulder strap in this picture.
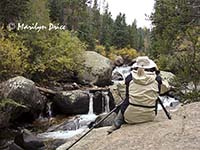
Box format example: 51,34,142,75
155,73,162,94
125,73,132,99
155,72,162,115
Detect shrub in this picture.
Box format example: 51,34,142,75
26,31,86,81
0,29,29,81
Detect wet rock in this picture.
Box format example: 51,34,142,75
0,139,9,150
77,51,113,86
0,76,46,126
52,90,89,115
52,90,115,116
9,142,24,150
0,98,28,128
112,72,124,81
47,114,97,132
89,112,117,128
14,129,45,150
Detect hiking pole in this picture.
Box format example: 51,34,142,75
66,100,124,150
157,97,172,120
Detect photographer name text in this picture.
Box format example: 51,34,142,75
17,23,66,32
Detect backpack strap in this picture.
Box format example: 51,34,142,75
155,71,162,115
125,73,132,99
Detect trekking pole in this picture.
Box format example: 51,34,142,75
157,97,172,120
66,100,124,150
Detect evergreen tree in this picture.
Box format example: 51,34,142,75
0,0,30,28
150,0,200,102
127,20,138,49
99,3,113,48
112,13,129,49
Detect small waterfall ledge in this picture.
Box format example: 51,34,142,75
37,89,112,140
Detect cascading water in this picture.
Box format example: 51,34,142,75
88,92,94,114
47,102,53,118
37,91,98,140
102,91,110,113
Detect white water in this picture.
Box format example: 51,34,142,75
88,92,94,114
47,102,53,118
37,114,97,140
112,66,131,80
37,92,98,140
102,91,110,113
158,96,180,110
38,128,87,140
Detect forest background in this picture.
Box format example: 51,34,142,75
0,0,199,102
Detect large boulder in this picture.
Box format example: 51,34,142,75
0,76,46,127
57,102,200,150
78,51,113,86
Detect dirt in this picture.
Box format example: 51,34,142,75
57,102,200,150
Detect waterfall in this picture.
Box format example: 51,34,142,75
88,92,94,114
47,102,53,118
102,91,110,113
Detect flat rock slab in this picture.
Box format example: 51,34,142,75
57,102,200,150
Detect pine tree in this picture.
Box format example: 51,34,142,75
0,0,29,26
99,3,113,48
112,13,129,49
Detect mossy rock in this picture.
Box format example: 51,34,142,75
0,98,27,128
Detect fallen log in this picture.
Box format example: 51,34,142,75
36,86,57,95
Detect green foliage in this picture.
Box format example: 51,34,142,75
26,31,86,81
25,0,50,25
151,0,200,102
112,13,129,49
0,0,29,25
0,29,29,80
99,6,113,47
156,55,176,71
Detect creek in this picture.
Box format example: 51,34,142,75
34,66,180,144
36,91,110,140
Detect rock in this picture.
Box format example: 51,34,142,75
112,72,124,81
57,102,200,150
88,112,117,128
14,129,45,150
52,90,115,116
77,51,113,86
9,142,24,150
0,76,46,126
0,139,9,150
113,56,124,67
109,82,126,104
52,90,89,115
0,98,27,128
160,71,175,84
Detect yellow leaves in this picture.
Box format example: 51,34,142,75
94,44,141,62
0,30,29,78
95,45,107,56
110,47,139,61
